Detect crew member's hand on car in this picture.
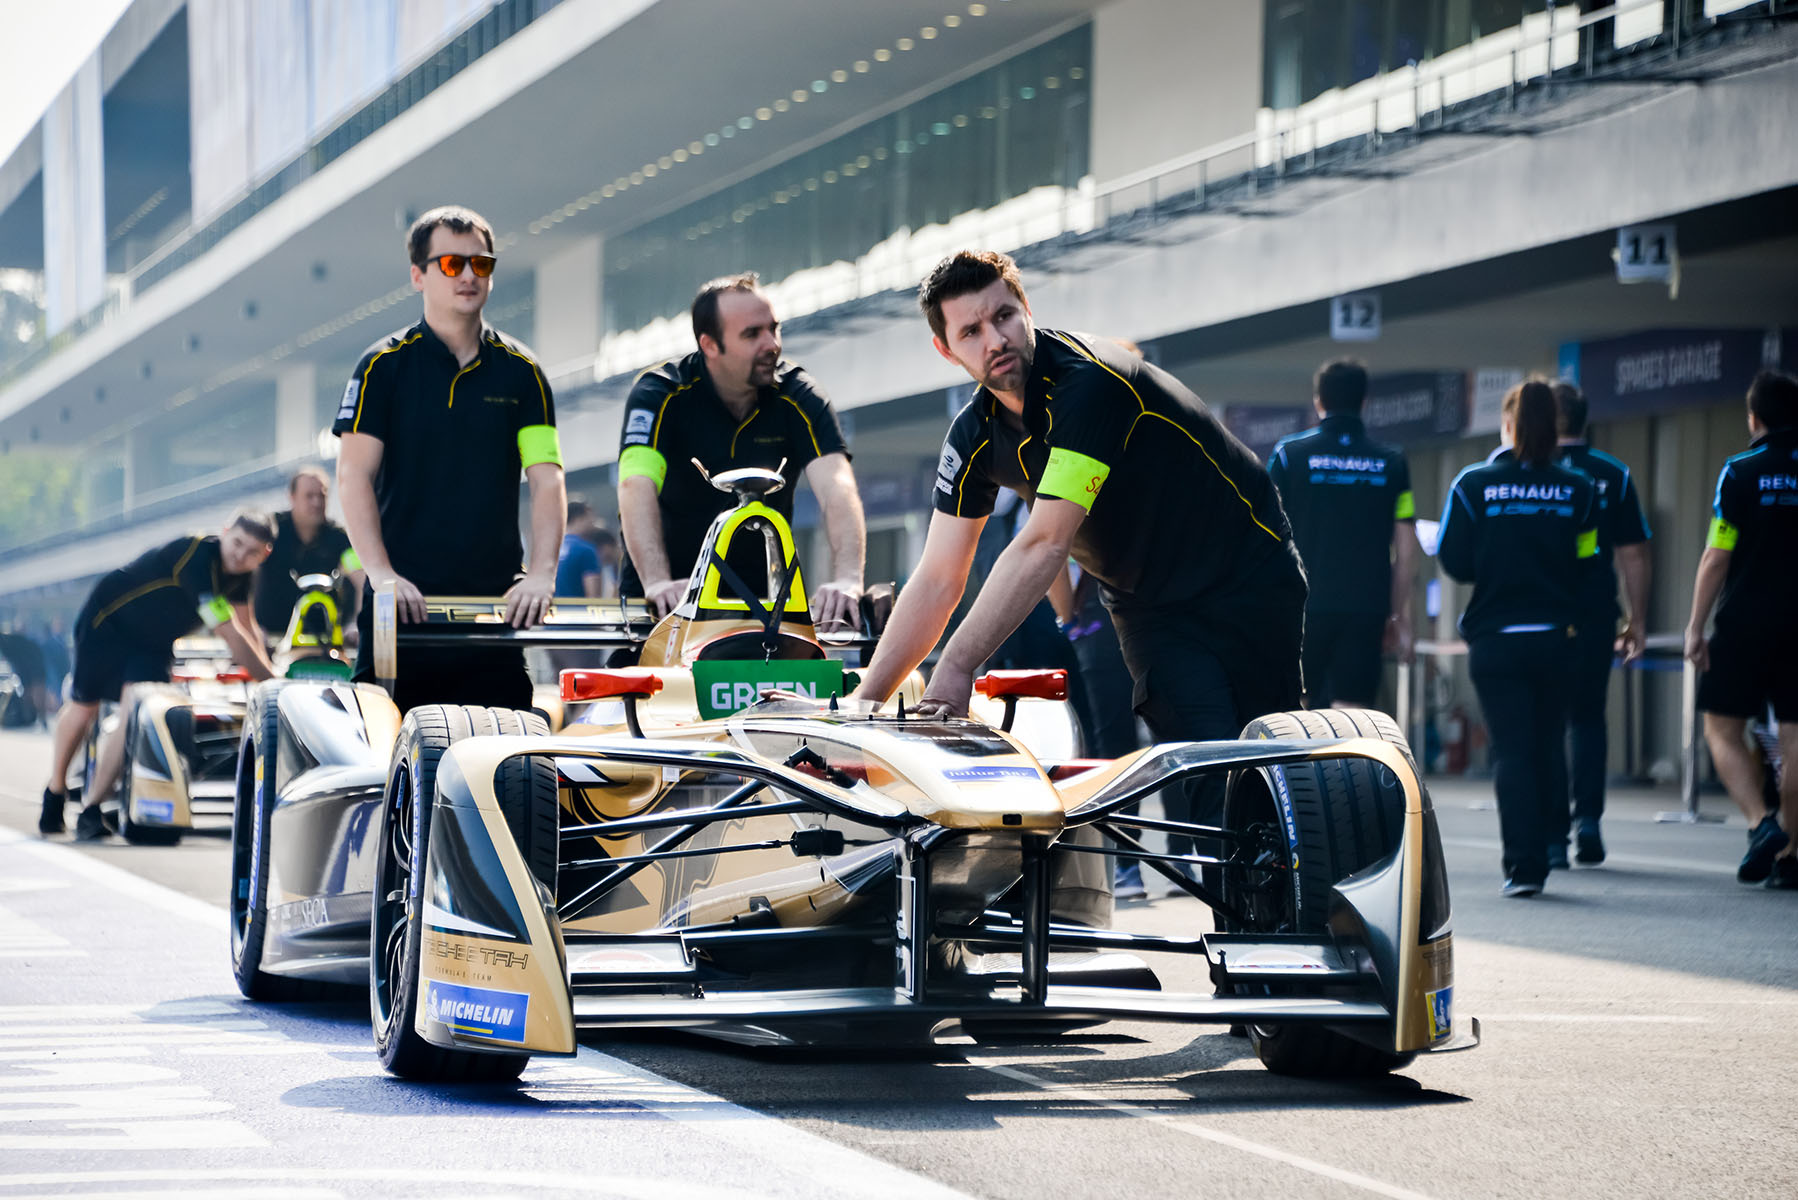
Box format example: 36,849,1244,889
368,569,427,623
811,578,863,631
645,577,687,620
503,569,555,629
915,659,974,720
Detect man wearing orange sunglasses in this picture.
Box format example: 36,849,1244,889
333,205,566,713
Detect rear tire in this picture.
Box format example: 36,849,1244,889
1226,707,1415,1078
229,682,326,1000
370,705,555,1082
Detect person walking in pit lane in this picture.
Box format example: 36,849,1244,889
1684,370,1798,889
1438,380,1599,897
1268,359,1419,709
1549,382,1652,867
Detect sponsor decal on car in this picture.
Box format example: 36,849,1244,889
425,980,529,1043
942,765,1039,783
425,935,529,971
1426,984,1453,1043
1268,765,1301,909
692,659,845,719
138,798,176,824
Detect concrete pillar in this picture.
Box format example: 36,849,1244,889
533,235,603,372
275,363,319,462
42,55,107,336
1089,0,1262,187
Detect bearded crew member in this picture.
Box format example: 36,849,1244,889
617,273,865,627
853,250,1306,852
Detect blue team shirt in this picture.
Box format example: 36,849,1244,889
555,534,601,598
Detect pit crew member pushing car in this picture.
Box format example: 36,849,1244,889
617,273,866,627
1437,381,1598,898
253,466,364,645
853,250,1306,851
1268,358,1418,709
39,512,277,839
1684,369,1798,888
334,205,565,713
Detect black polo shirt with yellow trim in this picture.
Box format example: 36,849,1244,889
333,319,559,594
932,328,1293,606
616,351,846,591
253,513,358,632
78,535,254,647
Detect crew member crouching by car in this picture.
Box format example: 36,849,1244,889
39,511,277,840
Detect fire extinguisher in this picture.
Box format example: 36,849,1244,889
1441,703,1470,775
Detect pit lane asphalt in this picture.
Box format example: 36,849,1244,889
1,727,1793,1200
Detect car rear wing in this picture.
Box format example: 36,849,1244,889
369,583,880,692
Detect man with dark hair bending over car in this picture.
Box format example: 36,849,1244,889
334,205,566,714
39,511,277,839
852,250,1306,857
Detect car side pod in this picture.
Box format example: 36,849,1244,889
411,740,577,1060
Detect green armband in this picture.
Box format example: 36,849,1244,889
1395,490,1416,520
339,547,362,572
1038,447,1111,512
619,445,669,492
1706,516,1738,551
518,424,562,468
1576,528,1598,559
198,594,233,629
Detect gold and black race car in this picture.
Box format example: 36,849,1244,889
230,467,1476,1084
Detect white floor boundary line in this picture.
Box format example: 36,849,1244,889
974,1061,1441,1200
0,830,974,1200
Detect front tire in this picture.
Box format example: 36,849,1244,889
370,705,554,1082
1226,707,1415,1077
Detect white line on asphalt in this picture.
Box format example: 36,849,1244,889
0,824,976,1200
974,1062,1441,1200
1439,836,1736,876
0,1168,754,1199
0,829,223,927
0,902,84,959
1476,1014,1707,1024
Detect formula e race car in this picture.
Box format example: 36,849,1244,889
230,467,1476,1085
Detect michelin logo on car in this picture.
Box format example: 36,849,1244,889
425,980,529,1044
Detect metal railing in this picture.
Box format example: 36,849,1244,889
1395,632,1722,823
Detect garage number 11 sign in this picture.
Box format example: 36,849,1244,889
1616,222,1677,284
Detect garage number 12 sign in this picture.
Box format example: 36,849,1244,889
1331,293,1381,342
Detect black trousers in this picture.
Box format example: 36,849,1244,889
1469,631,1570,885
1565,618,1616,831
1108,547,1307,859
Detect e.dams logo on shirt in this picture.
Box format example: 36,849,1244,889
482,395,518,406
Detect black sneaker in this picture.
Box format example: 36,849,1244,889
38,789,65,836
1502,877,1543,898
1575,822,1606,865
1546,843,1571,871
1737,816,1790,884
73,805,110,842
1765,857,1798,891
